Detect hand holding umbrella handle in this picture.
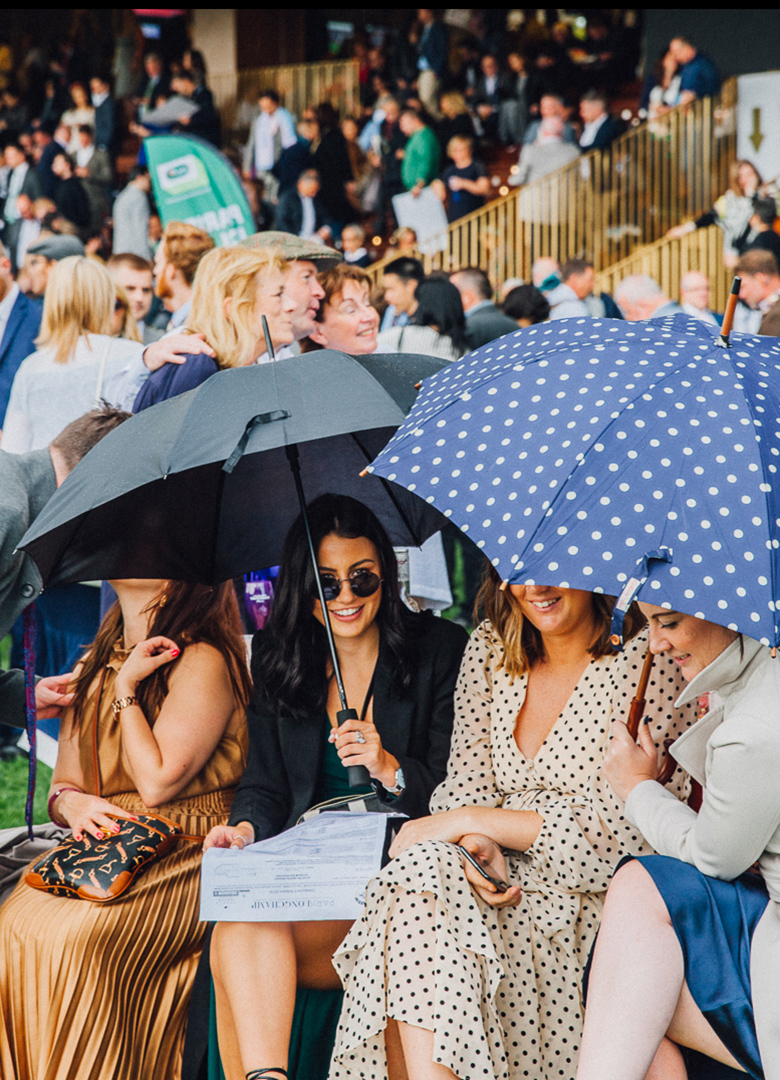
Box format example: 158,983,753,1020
337,708,372,786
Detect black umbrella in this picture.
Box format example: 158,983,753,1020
21,350,446,787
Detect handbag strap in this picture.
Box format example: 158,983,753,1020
94,670,204,842
92,668,108,798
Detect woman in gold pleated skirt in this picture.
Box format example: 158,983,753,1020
0,578,251,1080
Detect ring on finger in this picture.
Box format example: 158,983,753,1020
355,731,366,744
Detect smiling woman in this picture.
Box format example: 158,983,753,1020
307,263,379,355
328,573,696,1080
203,493,468,1080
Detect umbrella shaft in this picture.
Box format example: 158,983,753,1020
286,444,349,712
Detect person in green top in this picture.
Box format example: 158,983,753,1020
399,108,441,195
203,494,468,1080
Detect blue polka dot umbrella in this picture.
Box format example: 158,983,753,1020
368,314,780,646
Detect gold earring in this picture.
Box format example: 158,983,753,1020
158,593,168,608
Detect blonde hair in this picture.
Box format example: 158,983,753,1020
187,246,288,367
440,91,469,117
113,281,142,343
36,255,114,364
161,221,215,285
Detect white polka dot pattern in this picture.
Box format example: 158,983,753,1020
369,316,780,645
329,625,696,1080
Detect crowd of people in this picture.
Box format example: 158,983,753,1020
1,12,780,1080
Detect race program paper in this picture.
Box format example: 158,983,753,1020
200,812,406,922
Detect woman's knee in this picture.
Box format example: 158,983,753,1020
603,859,670,924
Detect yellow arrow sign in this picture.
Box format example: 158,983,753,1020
750,107,765,152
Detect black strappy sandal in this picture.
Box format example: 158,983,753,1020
246,1071,288,1080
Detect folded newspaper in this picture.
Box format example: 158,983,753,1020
200,811,406,922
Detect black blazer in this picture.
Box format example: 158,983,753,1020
274,187,328,238
229,610,469,839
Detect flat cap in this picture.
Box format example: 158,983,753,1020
239,231,342,269
27,235,86,261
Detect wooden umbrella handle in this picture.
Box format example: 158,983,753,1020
626,648,654,738
718,277,741,347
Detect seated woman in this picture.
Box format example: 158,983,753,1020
0,577,251,1079
376,277,470,362
134,244,296,411
576,608,780,1080
329,576,696,1080
204,493,469,1080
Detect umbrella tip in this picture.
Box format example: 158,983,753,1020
359,468,368,477
773,647,777,659
499,579,509,592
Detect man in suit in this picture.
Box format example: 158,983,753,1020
90,74,117,154
73,124,112,232
414,8,448,120
3,194,41,276
134,51,170,119
2,142,43,231
50,150,92,233
450,266,519,348
274,170,332,243
0,405,129,743
33,124,70,200
614,274,683,321
0,239,42,430
472,54,514,143
578,90,624,151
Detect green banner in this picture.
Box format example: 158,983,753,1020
144,134,254,247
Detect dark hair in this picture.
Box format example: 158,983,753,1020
753,197,777,228
410,278,470,355
384,256,424,284
502,284,550,324
451,266,492,300
257,494,414,721
258,87,280,104
71,580,251,728
50,402,130,472
316,101,340,132
561,257,593,281
737,249,779,277
77,124,95,138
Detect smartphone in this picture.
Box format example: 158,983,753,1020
457,845,508,893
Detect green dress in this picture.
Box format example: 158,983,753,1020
208,720,373,1080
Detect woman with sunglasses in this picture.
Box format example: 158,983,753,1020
203,493,468,1080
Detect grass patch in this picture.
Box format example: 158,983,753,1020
0,757,53,830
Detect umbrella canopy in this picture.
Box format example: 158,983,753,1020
21,351,446,587
368,315,780,645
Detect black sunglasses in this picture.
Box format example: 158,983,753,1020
313,568,382,603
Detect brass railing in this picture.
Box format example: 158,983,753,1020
595,224,731,312
211,59,360,132
367,77,738,287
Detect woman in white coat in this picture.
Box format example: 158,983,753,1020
576,604,780,1080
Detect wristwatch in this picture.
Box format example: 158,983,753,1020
385,767,406,796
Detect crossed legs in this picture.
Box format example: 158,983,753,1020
575,859,746,1080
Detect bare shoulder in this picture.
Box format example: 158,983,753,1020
168,641,234,684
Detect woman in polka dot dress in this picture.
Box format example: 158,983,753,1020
328,576,696,1080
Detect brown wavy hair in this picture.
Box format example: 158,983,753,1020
70,580,252,726
474,566,646,680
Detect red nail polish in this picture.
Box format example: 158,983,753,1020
170,649,180,658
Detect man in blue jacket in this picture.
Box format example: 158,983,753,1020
0,241,41,433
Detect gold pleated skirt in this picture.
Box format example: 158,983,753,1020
0,789,234,1080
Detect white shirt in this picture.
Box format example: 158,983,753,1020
344,247,368,264
252,107,297,174
2,334,147,453
681,301,719,328
299,194,316,240
4,163,28,223
579,112,608,148
15,218,40,266
75,143,95,169
0,282,19,343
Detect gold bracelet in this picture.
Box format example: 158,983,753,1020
111,696,139,716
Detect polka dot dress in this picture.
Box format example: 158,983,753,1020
329,626,696,1080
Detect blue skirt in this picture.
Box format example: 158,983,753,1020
633,854,769,1080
